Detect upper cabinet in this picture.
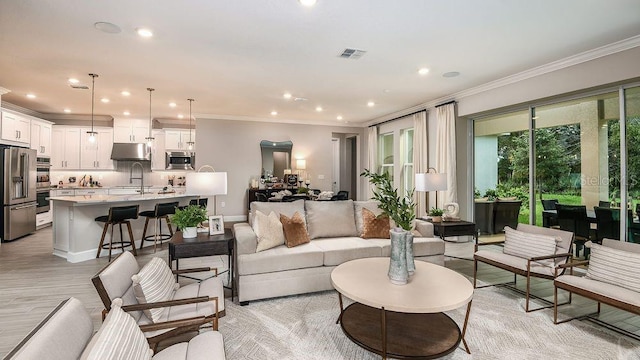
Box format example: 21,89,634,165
113,118,149,143
1,110,31,145
51,126,81,170
30,119,53,156
80,127,114,170
164,129,195,151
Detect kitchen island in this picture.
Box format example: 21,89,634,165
50,192,194,263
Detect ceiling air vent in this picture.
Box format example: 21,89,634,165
70,84,89,90
338,48,366,59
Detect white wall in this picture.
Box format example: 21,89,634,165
195,119,365,218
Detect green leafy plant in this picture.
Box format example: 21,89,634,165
297,187,309,194
361,169,415,231
429,207,444,216
170,204,207,230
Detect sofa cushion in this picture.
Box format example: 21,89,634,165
281,212,311,247
474,249,556,277
361,208,390,239
354,201,383,235
305,200,358,239
585,243,640,293
131,257,179,323
556,274,640,307
503,226,558,266
250,200,306,228
253,211,285,252
367,237,445,257
312,237,383,266
80,299,152,360
238,242,325,275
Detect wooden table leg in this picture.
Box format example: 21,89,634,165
461,300,472,354
381,307,387,359
336,292,344,324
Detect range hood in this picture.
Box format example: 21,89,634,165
110,143,151,161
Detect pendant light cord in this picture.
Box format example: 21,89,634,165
188,98,194,143
146,88,155,141
89,73,98,133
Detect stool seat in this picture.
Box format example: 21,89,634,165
95,205,139,261
139,201,179,251
138,210,155,217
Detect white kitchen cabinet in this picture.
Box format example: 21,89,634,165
80,127,113,170
51,189,75,196
74,188,108,196
51,127,81,170
151,129,165,170
36,210,52,227
30,119,53,156
1,110,31,144
108,188,140,195
164,129,195,151
113,118,149,143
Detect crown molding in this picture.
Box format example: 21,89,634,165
0,87,9,96
196,113,363,128
365,103,427,127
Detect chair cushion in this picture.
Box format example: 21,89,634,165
131,257,179,322
305,199,358,239
361,208,390,239
80,299,152,360
503,226,558,266
150,331,225,360
585,243,640,293
95,251,143,321
312,237,382,266
163,276,224,321
556,274,640,307
474,249,556,277
252,211,285,252
280,212,311,248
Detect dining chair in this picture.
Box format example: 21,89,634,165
598,200,611,208
593,206,621,242
556,204,593,258
541,199,559,210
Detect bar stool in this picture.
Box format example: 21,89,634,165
95,205,139,262
139,202,179,251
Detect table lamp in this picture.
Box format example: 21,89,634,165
186,165,228,215
415,168,447,211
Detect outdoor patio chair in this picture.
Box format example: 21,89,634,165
593,206,631,242
556,204,594,258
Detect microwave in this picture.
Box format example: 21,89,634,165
165,151,195,170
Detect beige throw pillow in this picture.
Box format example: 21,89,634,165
305,200,358,239
586,243,640,293
131,257,179,322
503,226,558,266
361,208,390,239
280,212,311,248
253,210,286,252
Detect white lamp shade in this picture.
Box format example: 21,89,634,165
296,159,306,170
186,172,227,196
415,172,447,192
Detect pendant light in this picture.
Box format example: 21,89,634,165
145,88,155,147
186,98,195,150
86,73,99,143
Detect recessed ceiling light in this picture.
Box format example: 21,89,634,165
177,114,184,119
337,115,343,121
121,91,130,96
367,101,375,107
383,89,390,93
100,98,109,103
283,92,292,99
64,108,71,113
94,22,122,34
271,111,278,116
418,68,430,75
136,27,153,38
299,0,317,6
68,78,79,84
26,93,36,99
315,106,323,112
169,102,177,108
443,71,460,78
123,111,130,116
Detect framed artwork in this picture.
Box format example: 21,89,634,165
285,173,298,187
209,215,224,235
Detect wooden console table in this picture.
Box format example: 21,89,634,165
420,218,478,242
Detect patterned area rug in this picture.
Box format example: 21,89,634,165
218,287,640,360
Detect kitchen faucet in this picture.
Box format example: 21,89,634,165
130,162,144,194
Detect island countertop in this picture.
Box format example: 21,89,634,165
49,192,191,205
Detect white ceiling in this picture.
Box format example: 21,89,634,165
1,0,639,126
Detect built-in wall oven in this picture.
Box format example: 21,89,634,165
36,157,51,214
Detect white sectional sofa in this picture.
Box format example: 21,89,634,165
233,199,445,304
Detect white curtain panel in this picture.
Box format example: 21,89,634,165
435,103,457,208
413,111,428,218
367,126,378,199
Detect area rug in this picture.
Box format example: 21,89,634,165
217,287,640,360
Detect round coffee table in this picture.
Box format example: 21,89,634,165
331,258,473,359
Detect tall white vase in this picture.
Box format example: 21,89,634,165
388,229,409,285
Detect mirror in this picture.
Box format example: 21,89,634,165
260,140,292,180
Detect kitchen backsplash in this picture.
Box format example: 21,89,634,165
51,169,188,188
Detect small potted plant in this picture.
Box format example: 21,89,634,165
170,204,208,238
429,207,444,222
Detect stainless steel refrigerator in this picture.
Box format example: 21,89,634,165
1,146,36,241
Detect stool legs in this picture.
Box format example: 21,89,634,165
140,216,173,251
96,223,110,259
96,221,138,262
140,217,150,250
126,221,138,256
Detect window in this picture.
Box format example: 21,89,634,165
401,128,414,194
379,132,394,181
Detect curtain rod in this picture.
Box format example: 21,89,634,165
368,109,426,128
435,100,456,108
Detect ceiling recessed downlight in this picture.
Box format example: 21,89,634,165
443,71,460,78
121,91,130,96
94,22,122,34
123,111,130,116
367,101,375,107
64,108,71,113
315,106,323,112
68,78,79,84
26,93,36,99
299,0,317,7
418,68,430,75
169,102,177,108
136,27,153,38
271,111,278,116
177,114,184,119
100,98,109,103
337,115,343,121
283,92,292,99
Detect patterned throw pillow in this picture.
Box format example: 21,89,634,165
503,226,558,266
131,257,179,322
253,210,286,252
280,212,311,248
585,243,640,293
80,298,152,360
361,208,390,239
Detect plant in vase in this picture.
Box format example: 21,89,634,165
429,207,444,222
170,204,207,238
361,169,416,284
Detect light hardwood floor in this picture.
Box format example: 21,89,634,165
0,227,638,357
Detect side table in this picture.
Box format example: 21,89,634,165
421,218,478,243
169,228,235,300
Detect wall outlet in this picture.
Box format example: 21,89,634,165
318,174,325,180
221,201,226,208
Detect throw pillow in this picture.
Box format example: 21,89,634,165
361,208,390,239
253,210,286,252
305,200,358,239
131,257,179,323
280,212,311,248
585,243,640,293
80,298,152,360
503,226,558,266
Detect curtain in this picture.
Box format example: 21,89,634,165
413,111,428,218
367,126,378,199
435,103,457,208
